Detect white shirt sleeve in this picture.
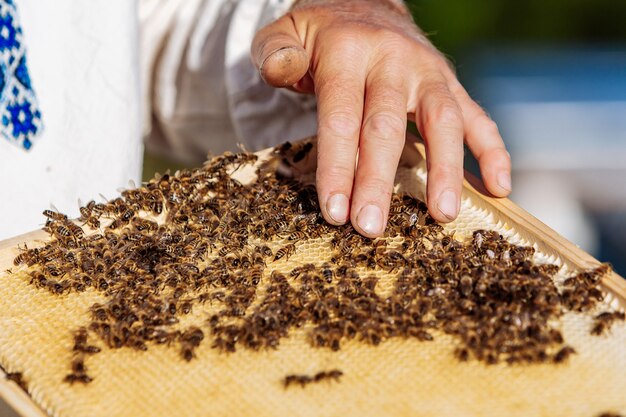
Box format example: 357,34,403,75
0,0,141,240
140,0,317,164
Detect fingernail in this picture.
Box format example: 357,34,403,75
437,190,458,220
357,204,384,236
497,171,511,192
327,194,349,224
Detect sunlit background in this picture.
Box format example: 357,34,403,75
404,0,626,275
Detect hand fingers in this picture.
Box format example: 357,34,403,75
351,69,408,237
415,73,465,223
251,14,309,87
448,79,511,197
314,52,368,226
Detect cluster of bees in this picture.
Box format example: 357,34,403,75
283,369,343,389
11,141,624,385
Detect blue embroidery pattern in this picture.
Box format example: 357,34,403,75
0,0,42,150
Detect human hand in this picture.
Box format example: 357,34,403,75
251,0,511,237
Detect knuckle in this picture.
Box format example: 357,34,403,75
435,55,456,73
482,117,500,136
320,111,361,139
333,35,360,52
419,79,464,132
379,31,410,50
420,77,449,98
365,112,405,140
431,100,462,128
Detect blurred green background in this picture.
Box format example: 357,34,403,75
405,0,626,56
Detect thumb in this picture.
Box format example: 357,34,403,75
251,14,309,88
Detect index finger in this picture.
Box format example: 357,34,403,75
314,55,367,226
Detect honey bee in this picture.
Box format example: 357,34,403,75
130,338,148,351
287,231,307,241
212,335,236,353
132,217,158,232
259,245,273,257
13,252,30,266
91,202,108,216
83,215,101,229
290,263,316,278
179,299,193,315
73,334,101,355
149,199,164,214
43,209,68,222
153,330,179,346
67,223,85,239
441,233,454,247
71,357,86,374
313,369,343,383
107,219,122,230
459,275,473,297
283,374,312,389
553,346,576,364
120,209,135,223
409,328,433,342
249,268,264,286
64,373,93,384
49,224,72,239
274,141,292,155
6,372,28,391
79,202,94,221
591,311,625,336
211,291,226,302
321,263,334,283
90,304,108,321
454,347,470,362
273,243,296,262
292,141,314,163
219,245,236,257
252,251,266,267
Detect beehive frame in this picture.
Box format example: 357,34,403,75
0,136,624,417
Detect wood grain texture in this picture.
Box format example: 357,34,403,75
0,378,47,417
